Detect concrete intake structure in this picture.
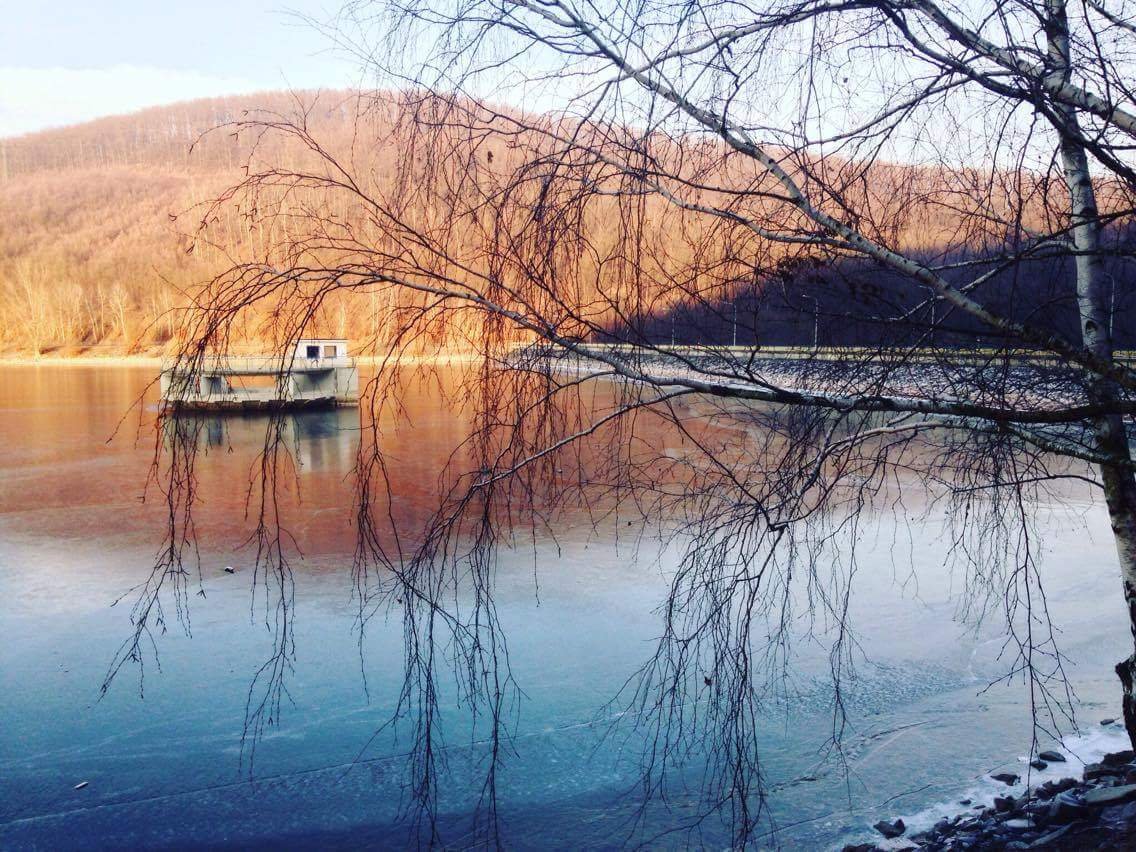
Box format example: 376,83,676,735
160,339,359,411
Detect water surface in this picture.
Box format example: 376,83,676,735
0,365,1131,849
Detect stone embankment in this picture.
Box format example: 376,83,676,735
845,737,1136,850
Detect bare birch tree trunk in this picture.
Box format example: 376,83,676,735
1048,0,1136,747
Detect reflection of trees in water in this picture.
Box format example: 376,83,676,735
128,365,1089,846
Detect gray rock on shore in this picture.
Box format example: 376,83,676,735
1082,783,1136,806
873,818,905,839
844,747,1136,851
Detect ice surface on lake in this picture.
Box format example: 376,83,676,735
0,366,1131,849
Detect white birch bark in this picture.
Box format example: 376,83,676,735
1047,0,1136,747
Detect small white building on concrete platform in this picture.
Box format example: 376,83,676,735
160,339,359,411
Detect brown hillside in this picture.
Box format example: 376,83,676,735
0,89,1091,357
0,92,369,355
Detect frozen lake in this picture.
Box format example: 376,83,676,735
0,365,1131,849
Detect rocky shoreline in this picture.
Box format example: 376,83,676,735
844,724,1136,850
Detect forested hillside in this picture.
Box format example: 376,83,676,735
0,92,371,355
2,90,1132,355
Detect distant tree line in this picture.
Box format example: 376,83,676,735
631,239,1136,349
4,90,1133,359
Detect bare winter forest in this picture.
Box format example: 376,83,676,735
5,89,1133,356
0,93,351,354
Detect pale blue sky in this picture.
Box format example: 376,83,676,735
0,1,358,136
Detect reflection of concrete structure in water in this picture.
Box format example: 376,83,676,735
160,339,359,411
175,408,359,473
290,409,358,472
206,417,224,447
